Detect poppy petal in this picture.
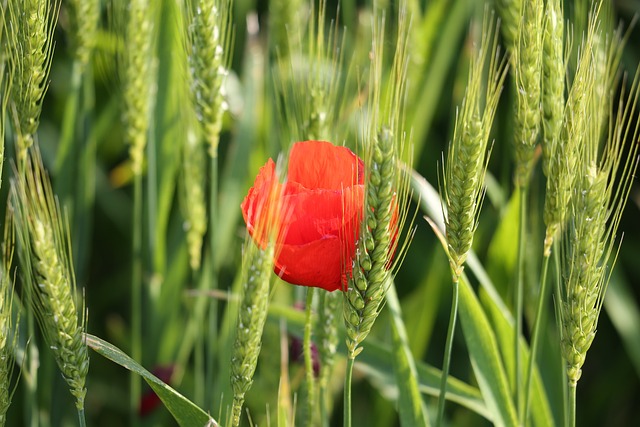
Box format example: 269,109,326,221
288,141,364,190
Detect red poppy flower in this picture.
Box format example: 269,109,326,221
241,141,365,292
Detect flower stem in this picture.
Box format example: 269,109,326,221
304,288,316,425
343,356,355,427
523,251,551,424
436,279,459,427
514,185,528,419
130,170,143,426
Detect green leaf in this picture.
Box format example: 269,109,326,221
605,271,640,378
386,284,431,427
85,334,216,427
458,276,518,427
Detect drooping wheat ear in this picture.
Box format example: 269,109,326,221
443,17,508,281
65,0,99,67
269,0,304,58
542,8,613,254
343,5,411,359
231,166,287,427
512,0,543,188
495,0,522,52
559,67,640,388
119,0,156,176
11,149,89,411
0,215,17,427
273,0,346,144
186,0,232,156
539,0,565,253
6,0,59,165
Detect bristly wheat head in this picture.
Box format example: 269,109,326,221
186,0,232,155
269,0,304,59
231,165,287,427
0,217,17,427
495,0,522,52
11,149,89,411
540,0,565,253
0,11,12,189
559,66,640,388
343,4,413,359
66,0,99,67
119,0,156,176
182,127,208,270
273,0,346,145
6,0,58,165
513,0,543,188
443,16,508,281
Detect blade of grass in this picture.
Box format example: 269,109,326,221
86,334,216,427
386,283,431,426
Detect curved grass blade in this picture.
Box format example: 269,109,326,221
85,334,216,427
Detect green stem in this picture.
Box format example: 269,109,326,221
26,310,38,427
55,60,83,175
436,279,459,427
304,288,316,425
515,185,528,419
568,383,577,427
523,251,551,424
207,151,219,409
77,408,87,427
130,170,143,426
343,356,355,427
553,245,569,427
320,383,329,427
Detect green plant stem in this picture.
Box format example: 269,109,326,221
130,170,143,426
553,244,569,427
77,408,87,427
515,185,528,419
568,383,577,427
343,356,354,427
523,251,551,423
56,60,83,175
436,279,459,427
207,151,219,409
304,288,316,425
320,382,329,427
26,311,38,427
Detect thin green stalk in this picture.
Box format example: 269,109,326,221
436,279,459,427
130,170,143,426
26,312,38,427
523,252,551,423
343,356,354,427
56,60,83,175
553,242,568,427
514,186,528,418
304,288,315,425
568,384,577,427
207,152,218,408
77,408,87,427
320,384,328,427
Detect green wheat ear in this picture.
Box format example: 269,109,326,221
230,163,288,427
185,0,232,155
116,0,157,176
65,0,99,67
512,0,543,188
0,215,17,427
6,0,59,166
495,0,522,52
273,0,347,145
343,3,413,359
11,148,89,411
443,16,508,281
559,65,640,388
